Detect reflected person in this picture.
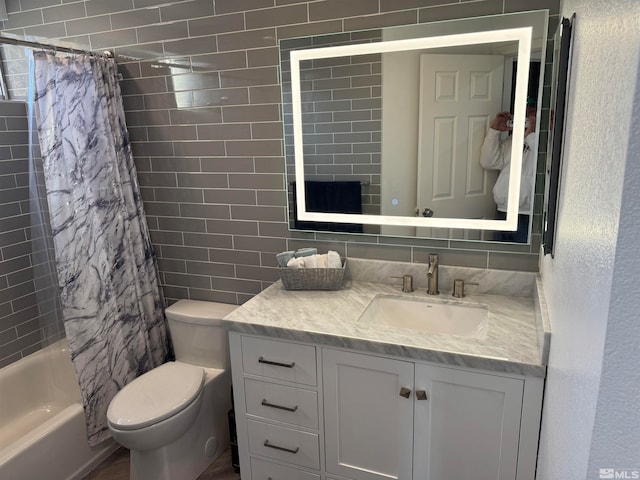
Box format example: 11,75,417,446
479,103,537,243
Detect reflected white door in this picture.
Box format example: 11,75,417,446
417,54,503,238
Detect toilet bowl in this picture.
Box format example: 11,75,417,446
107,362,204,451
106,300,238,480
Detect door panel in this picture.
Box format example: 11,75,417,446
323,349,414,480
418,54,503,222
413,364,524,480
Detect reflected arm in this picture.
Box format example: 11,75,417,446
479,128,509,170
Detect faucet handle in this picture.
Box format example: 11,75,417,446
452,279,479,298
390,275,414,293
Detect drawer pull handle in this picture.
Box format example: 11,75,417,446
416,389,428,401
258,356,296,368
264,439,300,454
261,398,299,412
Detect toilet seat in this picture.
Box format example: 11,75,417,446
107,362,204,431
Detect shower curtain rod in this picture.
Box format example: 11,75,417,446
0,35,111,57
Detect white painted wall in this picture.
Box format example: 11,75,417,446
537,1,640,478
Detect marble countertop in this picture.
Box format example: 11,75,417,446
222,275,548,378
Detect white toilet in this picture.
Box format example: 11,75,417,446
107,300,238,480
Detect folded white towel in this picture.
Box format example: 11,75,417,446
287,252,341,269
327,250,342,268
287,257,305,268
303,255,318,268
316,254,328,268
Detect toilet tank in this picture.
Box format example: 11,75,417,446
165,300,239,369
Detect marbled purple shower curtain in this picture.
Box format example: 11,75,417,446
32,52,170,446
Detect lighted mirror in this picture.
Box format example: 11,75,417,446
281,10,549,243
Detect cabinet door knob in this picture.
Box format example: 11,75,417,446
416,389,428,401
399,386,411,398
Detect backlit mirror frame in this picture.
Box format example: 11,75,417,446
290,27,533,232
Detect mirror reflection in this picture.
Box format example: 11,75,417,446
480,99,538,243
281,10,549,244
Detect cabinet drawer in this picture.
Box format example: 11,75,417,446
250,457,319,480
242,336,317,386
245,378,319,429
247,419,320,470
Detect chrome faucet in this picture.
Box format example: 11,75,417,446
427,254,439,295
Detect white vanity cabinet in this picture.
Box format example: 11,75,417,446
230,333,543,480
230,333,323,480
323,349,524,480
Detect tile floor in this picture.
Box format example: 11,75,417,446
82,447,241,480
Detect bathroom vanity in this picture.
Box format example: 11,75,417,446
223,259,550,480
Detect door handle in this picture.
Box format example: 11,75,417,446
416,389,428,400
399,386,411,398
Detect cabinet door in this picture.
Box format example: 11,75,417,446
413,364,524,480
323,349,414,480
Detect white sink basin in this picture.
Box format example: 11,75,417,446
358,294,488,338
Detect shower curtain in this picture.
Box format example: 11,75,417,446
27,53,65,347
31,51,170,446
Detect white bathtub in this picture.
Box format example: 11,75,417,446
0,339,117,480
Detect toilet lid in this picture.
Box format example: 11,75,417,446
107,362,204,430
